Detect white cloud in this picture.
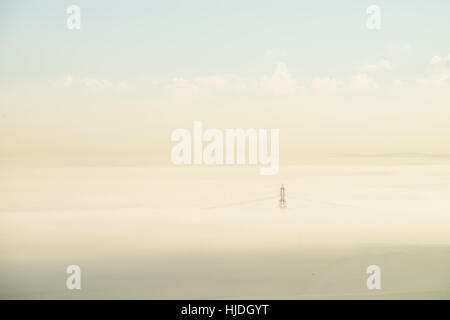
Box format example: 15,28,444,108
350,73,378,90
51,75,73,87
260,63,304,95
358,59,392,73
170,78,200,96
168,64,305,96
165,55,450,97
83,78,111,90
168,74,249,96
118,81,129,91
197,75,248,90
429,54,450,74
51,76,130,91
416,73,449,88
311,77,343,94
416,54,450,88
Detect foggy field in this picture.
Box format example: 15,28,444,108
1,165,450,299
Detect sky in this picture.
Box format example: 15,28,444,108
0,0,450,164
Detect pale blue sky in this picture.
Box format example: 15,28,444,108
0,1,449,163
1,0,449,82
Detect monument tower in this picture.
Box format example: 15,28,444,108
279,184,286,208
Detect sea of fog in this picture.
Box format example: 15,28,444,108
1,165,450,299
